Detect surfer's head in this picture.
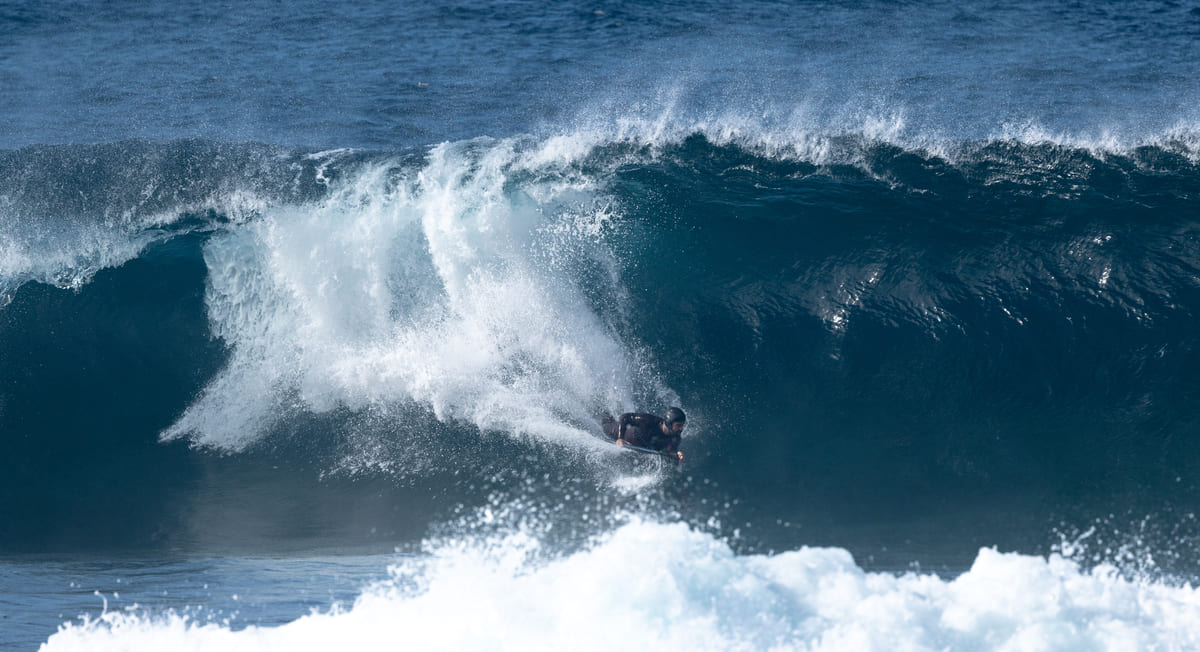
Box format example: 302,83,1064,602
664,407,687,434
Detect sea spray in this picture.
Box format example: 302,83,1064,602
41,519,1200,652
160,137,676,452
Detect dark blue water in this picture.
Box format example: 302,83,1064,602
5,1,1200,649
4,0,1198,149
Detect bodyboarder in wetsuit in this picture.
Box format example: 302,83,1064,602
601,407,686,462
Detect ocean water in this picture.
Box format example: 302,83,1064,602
4,0,1200,649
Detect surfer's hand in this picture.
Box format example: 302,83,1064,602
676,451,684,462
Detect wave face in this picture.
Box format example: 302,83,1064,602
4,131,1200,560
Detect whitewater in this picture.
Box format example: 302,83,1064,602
37,520,1200,652
6,1,1200,650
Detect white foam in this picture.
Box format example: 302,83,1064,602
41,520,1200,652
0,181,273,307
554,84,1200,167
163,138,664,452
0,217,158,305
981,118,1200,163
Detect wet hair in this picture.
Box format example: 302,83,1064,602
665,407,686,426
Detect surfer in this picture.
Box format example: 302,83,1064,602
601,408,686,462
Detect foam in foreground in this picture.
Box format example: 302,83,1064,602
42,520,1200,652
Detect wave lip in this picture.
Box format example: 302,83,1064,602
41,520,1200,651
0,140,338,307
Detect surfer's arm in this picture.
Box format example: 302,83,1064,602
616,412,634,443
664,435,684,462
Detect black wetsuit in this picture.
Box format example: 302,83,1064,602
601,413,681,455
